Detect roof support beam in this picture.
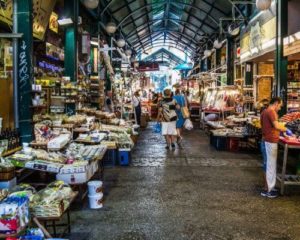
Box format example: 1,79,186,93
121,5,216,32
138,44,194,57
130,29,198,47
117,1,220,28
183,0,217,50
164,0,170,43
125,18,206,41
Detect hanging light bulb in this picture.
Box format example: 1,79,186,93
82,0,99,9
228,23,240,37
256,0,272,11
116,38,126,48
204,50,212,57
125,49,132,56
213,39,223,49
105,22,117,34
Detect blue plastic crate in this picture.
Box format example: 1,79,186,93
103,149,117,167
213,136,227,151
118,149,131,166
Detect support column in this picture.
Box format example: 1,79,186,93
64,0,79,82
16,0,33,143
226,38,234,85
275,0,288,114
206,58,211,71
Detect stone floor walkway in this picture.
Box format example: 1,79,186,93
69,124,300,240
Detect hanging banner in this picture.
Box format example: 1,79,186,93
0,0,57,40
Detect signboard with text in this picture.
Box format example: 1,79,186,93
0,0,57,40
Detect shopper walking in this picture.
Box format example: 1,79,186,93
105,91,114,113
173,89,186,145
133,91,142,126
157,89,178,150
260,97,287,198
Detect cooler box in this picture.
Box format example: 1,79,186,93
118,149,131,166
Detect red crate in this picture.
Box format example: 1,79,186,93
228,137,240,152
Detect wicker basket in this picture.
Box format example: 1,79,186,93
31,200,64,218
0,167,15,180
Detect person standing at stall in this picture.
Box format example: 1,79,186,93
260,97,288,198
133,91,142,126
157,89,178,150
105,91,114,113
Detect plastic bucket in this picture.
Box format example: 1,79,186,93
88,192,103,209
88,180,103,196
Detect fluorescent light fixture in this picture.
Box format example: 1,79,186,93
90,41,98,46
57,18,73,26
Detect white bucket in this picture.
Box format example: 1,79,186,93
88,192,103,209
87,180,103,196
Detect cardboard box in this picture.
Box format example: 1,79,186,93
56,163,93,184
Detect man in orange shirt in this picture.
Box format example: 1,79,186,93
260,97,287,198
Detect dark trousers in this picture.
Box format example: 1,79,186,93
135,105,141,125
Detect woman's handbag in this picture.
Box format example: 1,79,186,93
181,106,190,119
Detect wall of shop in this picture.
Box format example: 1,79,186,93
0,77,14,129
288,0,300,35
258,63,274,75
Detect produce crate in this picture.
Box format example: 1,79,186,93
228,137,240,152
212,136,228,151
118,149,131,166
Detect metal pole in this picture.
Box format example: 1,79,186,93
13,0,19,128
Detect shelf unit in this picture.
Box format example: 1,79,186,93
89,76,105,108
287,62,300,112
243,85,254,111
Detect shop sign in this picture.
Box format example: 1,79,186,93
93,48,98,73
46,42,64,61
0,0,57,40
49,12,58,33
236,47,241,58
283,31,300,57
38,61,62,72
82,34,90,54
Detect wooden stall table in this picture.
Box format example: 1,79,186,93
277,137,300,195
1,147,22,157
30,141,48,150
69,149,107,201
74,138,101,145
35,191,78,238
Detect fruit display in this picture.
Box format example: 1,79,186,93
280,112,300,122
286,119,300,136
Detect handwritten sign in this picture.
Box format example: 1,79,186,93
19,41,29,90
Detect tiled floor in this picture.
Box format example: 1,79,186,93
69,124,300,240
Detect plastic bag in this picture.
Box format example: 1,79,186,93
153,122,161,133
184,119,193,130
